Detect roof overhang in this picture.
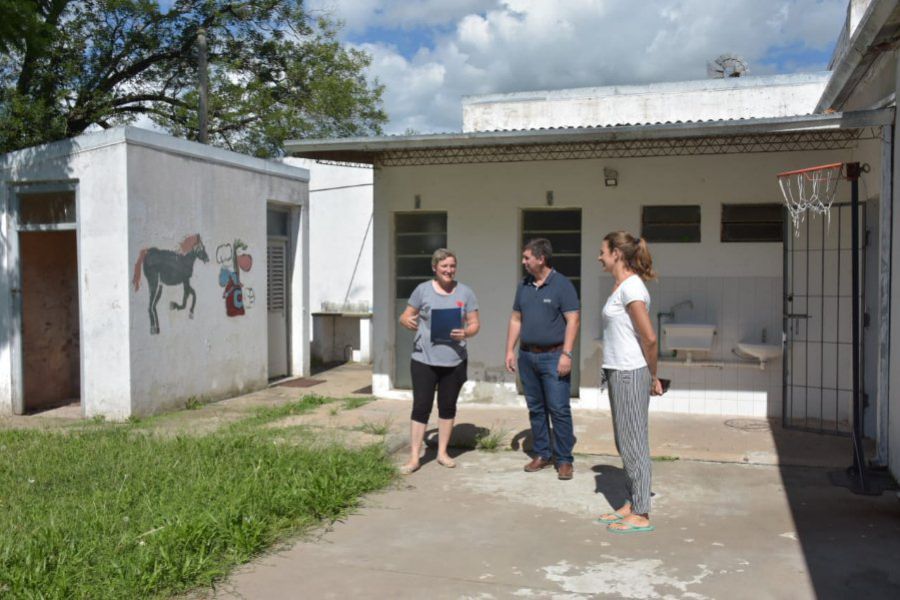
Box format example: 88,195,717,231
816,0,900,113
285,109,893,167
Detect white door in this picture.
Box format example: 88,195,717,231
267,238,289,379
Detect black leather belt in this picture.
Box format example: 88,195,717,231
520,343,564,353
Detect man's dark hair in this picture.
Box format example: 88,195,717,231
523,238,553,267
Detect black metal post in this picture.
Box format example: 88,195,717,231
848,162,869,493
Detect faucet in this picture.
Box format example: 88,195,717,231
657,300,694,359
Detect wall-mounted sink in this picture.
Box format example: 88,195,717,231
736,342,783,364
662,323,717,354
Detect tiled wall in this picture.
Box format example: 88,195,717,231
646,276,783,417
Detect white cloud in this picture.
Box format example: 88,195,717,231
327,0,848,133
308,0,501,33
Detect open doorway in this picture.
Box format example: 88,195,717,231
21,231,80,412
10,185,81,414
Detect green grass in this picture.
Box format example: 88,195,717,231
353,417,393,436
235,395,336,429
0,413,394,598
341,396,375,411
474,426,509,452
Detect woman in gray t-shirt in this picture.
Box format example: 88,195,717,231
398,248,480,474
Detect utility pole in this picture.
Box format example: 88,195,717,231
197,26,208,144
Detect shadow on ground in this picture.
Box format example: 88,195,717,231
418,423,489,466
773,419,900,598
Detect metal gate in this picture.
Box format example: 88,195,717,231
782,202,865,434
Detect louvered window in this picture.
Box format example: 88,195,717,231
267,242,286,311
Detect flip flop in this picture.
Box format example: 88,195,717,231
596,501,631,524
596,511,626,524
607,521,655,534
437,457,457,468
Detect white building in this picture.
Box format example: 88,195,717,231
0,127,309,418
462,72,830,132
814,0,900,483
286,1,900,481
284,158,374,366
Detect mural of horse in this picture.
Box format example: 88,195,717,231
132,234,210,334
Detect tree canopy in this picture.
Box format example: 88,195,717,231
0,0,387,156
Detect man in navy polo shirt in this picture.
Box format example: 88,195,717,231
505,238,580,480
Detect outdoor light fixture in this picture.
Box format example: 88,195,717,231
546,191,554,206
414,194,421,209
604,168,618,187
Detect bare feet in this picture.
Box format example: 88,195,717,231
399,461,420,475
437,455,457,468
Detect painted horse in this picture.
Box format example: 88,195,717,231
132,234,210,334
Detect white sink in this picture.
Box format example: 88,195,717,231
736,342,783,363
663,323,717,352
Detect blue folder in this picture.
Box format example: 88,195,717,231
431,308,463,343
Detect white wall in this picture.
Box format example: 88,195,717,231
463,73,829,132
371,140,882,418
284,158,373,364
286,158,373,313
0,135,132,418
126,134,308,416
0,127,309,419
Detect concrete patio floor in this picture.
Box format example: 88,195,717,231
205,364,897,599
213,450,900,599
8,363,899,598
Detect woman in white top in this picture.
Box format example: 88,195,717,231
596,231,662,534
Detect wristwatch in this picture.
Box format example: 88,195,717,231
562,350,573,359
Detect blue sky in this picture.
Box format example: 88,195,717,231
161,1,848,133
307,0,847,133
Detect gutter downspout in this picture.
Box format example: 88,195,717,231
876,123,893,466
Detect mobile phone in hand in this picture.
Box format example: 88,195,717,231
659,378,671,394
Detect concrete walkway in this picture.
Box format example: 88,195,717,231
9,363,899,598
198,363,895,599
214,451,900,599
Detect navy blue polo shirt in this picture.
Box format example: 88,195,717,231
513,269,580,346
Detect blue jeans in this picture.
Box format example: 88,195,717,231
518,350,575,464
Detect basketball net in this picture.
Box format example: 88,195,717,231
777,162,843,235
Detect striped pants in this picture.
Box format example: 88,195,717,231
605,366,652,514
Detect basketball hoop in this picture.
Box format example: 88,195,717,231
777,162,843,235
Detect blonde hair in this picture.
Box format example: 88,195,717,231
431,248,457,268
603,231,657,281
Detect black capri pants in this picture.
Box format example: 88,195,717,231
410,358,468,424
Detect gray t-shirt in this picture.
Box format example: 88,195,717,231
409,280,479,367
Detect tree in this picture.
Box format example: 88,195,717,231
0,0,387,156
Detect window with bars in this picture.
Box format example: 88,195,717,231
641,205,701,243
394,212,447,299
721,203,784,242
521,209,581,296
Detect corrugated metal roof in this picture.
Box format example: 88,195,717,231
284,109,893,164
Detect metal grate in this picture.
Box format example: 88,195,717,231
783,202,865,435
267,243,286,311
